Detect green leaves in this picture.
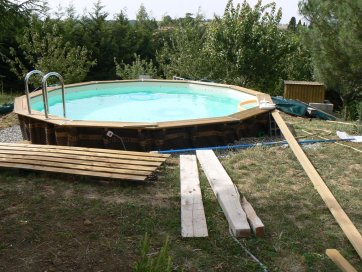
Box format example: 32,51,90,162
115,54,158,80
300,0,362,119
157,0,308,96
8,19,96,84
205,0,289,93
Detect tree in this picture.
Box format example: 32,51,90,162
287,16,297,31
110,11,135,66
157,13,210,80
0,0,47,91
133,4,158,61
299,0,362,119
0,0,46,30
8,19,95,84
115,54,157,80
283,29,313,82
81,0,112,80
205,0,289,94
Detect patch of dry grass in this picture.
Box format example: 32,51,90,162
0,112,19,129
0,115,361,271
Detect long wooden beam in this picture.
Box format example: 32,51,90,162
180,155,208,237
272,111,362,259
326,249,358,272
196,150,250,237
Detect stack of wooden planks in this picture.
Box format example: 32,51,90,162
0,143,169,181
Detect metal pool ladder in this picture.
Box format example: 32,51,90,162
24,70,44,114
41,72,66,119
24,71,66,119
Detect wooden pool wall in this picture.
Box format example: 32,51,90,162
14,80,275,151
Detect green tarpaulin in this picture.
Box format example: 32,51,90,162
0,103,14,115
272,97,336,121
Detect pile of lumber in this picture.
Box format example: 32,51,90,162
180,150,264,238
0,143,169,181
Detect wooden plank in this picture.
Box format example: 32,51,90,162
326,249,358,272
0,162,146,181
196,150,250,237
272,111,362,259
256,93,273,104
0,153,157,172
0,143,169,158
180,155,208,238
228,106,270,119
241,196,264,237
0,149,161,167
0,157,150,176
0,145,166,162
155,116,238,129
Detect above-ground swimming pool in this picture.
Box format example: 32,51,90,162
31,82,258,122
15,80,275,151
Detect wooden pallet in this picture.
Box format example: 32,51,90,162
0,143,169,181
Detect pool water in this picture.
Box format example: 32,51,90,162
31,82,257,122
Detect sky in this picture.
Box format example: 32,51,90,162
46,0,303,24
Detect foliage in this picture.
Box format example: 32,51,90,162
2,0,353,107
287,16,297,31
80,0,114,80
133,4,158,61
299,0,362,119
133,233,172,272
0,0,47,91
8,19,95,84
283,29,314,82
157,13,210,80
204,0,290,94
0,0,46,30
115,54,158,80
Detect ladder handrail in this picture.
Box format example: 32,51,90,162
41,72,66,118
24,70,44,114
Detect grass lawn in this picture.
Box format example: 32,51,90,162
0,114,361,271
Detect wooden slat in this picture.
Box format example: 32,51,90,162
0,145,166,162
0,153,157,172
272,111,362,259
0,162,145,181
0,149,162,167
0,157,150,176
326,249,358,272
0,142,169,158
196,150,250,237
241,196,264,237
228,106,270,119
154,116,238,129
180,155,208,238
